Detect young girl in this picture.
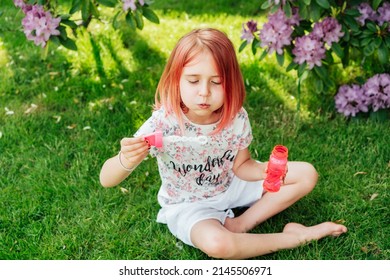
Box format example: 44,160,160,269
100,28,347,259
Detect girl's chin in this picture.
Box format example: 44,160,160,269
186,110,220,125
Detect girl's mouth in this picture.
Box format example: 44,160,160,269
198,103,210,109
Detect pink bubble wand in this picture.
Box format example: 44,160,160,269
143,130,163,148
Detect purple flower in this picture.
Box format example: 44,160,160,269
335,84,369,117
363,73,390,111
377,2,390,26
21,5,61,48
311,17,344,46
240,20,258,43
357,3,377,25
259,9,294,55
268,0,287,5
292,35,326,69
13,0,26,9
122,0,144,12
286,7,300,26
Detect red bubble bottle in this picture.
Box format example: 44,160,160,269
263,145,288,192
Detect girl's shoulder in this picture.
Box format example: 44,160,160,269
234,107,250,122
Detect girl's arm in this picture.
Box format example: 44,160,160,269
99,137,149,187
232,148,268,181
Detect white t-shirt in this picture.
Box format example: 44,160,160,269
135,107,253,207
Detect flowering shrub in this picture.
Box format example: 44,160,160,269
335,73,390,116
123,0,144,12
13,0,159,50
241,0,390,118
17,3,61,48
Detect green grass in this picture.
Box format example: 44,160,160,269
0,1,389,260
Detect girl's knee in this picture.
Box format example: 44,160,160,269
287,161,318,194
303,162,318,180
198,232,237,259
300,162,318,192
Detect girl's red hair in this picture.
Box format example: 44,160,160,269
155,28,246,134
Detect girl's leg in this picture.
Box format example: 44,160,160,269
225,161,321,233
191,219,347,259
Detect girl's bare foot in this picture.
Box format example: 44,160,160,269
283,222,347,244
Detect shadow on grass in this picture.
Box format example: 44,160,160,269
152,0,265,17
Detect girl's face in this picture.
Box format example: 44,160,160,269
179,50,224,125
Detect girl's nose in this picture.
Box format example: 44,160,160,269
198,82,210,97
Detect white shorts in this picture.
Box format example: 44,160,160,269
156,176,264,247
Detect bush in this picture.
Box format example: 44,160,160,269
240,0,389,118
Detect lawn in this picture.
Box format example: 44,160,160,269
0,0,389,260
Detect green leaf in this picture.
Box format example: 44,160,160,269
70,0,82,14
344,8,360,17
298,4,309,20
384,36,390,48
112,11,121,29
283,2,292,18
261,1,272,9
314,78,324,93
251,38,258,55
125,12,136,29
324,50,334,64
323,78,335,90
49,35,60,45
331,42,344,59
363,41,377,56
343,15,359,32
303,0,311,5
360,37,373,47
309,3,321,21
259,49,268,61
57,25,68,40
377,43,389,65
297,63,307,77
142,7,159,24
373,37,382,48
341,26,350,41
134,10,144,30
372,0,383,10
341,44,350,66
286,61,298,72
276,52,284,67
313,65,328,81
60,14,72,20
59,37,77,51
96,0,117,8
366,22,377,32
369,109,389,121
355,76,366,84
361,29,375,37
238,40,247,53
315,0,330,9
61,19,78,29
299,69,309,81
81,0,91,22
90,1,100,18
270,5,279,14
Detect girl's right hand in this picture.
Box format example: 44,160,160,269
119,137,150,169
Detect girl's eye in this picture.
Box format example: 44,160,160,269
188,80,199,84
211,81,222,85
